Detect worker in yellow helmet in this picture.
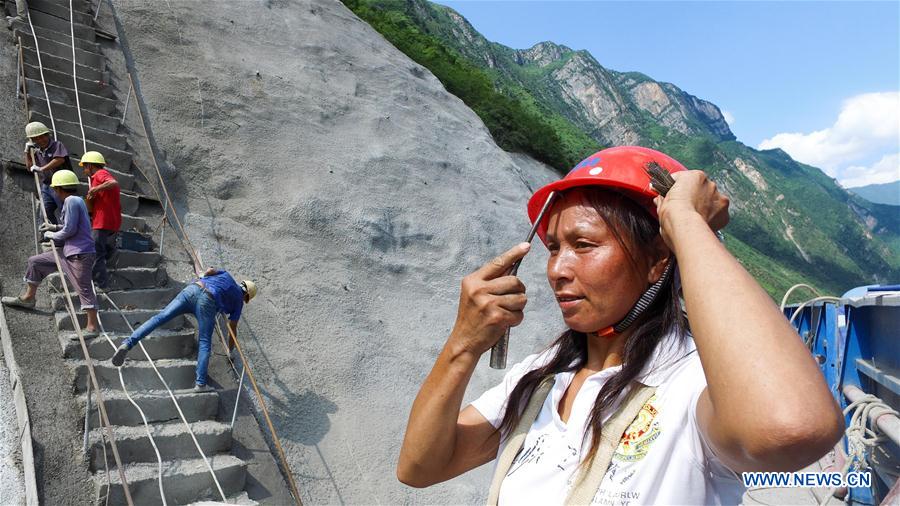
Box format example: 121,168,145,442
80,151,121,290
23,121,73,227
112,268,257,392
2,170,101,339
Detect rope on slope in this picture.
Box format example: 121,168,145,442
125,72,305,506
20,13,133,503
64,0,227,498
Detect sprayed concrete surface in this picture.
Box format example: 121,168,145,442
110,0,565,503
0,353,25,506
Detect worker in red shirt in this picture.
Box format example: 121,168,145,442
81,152,121,291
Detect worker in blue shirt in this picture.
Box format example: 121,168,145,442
111,268,257,391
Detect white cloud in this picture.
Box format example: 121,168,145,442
722,109,735,126
841,153,900,188
757,91,899,185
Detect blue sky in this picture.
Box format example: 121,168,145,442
436,1,900,187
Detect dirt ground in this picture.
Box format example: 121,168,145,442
0,169,95,506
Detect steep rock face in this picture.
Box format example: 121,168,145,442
550,52,640,146
516,41,572,67
113,0,562,503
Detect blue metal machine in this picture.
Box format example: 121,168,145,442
786,285,900,505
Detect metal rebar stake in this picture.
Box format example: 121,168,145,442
489,191,558,369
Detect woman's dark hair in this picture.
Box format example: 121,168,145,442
498,187,687,466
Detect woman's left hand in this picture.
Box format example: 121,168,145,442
654,170,729,248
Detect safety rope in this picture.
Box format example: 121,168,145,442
30,169,133,504
787,296,842,348
780,283,822,312
126,73,305,505
818,394,899,505
68,0,88,155
20,13,133,503
54,1,175,499
24,11,57,136
103,293,229,501
61,0,227,498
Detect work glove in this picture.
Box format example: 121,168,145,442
43,230,56,240
39,223,61,232
30,164,42,173
24,141,35,152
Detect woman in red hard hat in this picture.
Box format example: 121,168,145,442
397,146,844,504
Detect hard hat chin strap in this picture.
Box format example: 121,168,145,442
597,258,676,339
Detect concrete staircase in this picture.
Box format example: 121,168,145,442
12,1,253,503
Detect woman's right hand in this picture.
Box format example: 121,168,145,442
448,242,531,356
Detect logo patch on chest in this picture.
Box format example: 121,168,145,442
612,394,660,462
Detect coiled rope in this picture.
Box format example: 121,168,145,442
818,393,899,505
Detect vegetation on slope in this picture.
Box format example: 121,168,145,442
342,0,600,171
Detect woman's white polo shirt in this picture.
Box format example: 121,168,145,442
471,332,744,505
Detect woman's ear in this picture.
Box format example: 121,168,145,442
647,235,671,284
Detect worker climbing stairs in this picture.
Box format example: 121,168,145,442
2,0,290,503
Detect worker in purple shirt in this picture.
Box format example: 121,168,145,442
23,121,73,226
1,170,100,338
111,268,258,391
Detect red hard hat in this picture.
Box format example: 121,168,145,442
527,146,687,244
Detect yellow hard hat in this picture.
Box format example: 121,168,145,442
241,280,258,301
79,151,107,167
25,121,50,138
50,170,80,188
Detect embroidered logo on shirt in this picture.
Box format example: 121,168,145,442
612,394,660,462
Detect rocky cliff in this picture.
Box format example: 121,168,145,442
413,3,736,147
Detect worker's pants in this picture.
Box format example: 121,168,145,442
92,229,117,288
122,283,217,386
25,251,97,309
40,184,60,225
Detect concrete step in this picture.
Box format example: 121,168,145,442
60,327,196,360
109,250,164,270
27,0,96,25
96,284,180,309
73,358,198,393
52,283,174,311
32,112,127,150
22,46,103,81
121,214,153,234
189,491,258,506
40,130,135,178
89,421,233,471
96,455,247,506
15,26,100,53
20,33,104,68
79,389,219,427
25,77,118,116
24,62,115,99
56,306,183,334
48,266,167,294
26,9,96,40
52,284,179,312
30,101,121,134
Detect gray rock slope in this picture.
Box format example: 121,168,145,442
113,0,564,503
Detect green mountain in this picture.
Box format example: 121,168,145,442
849,181,900,206
342,0,900,296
